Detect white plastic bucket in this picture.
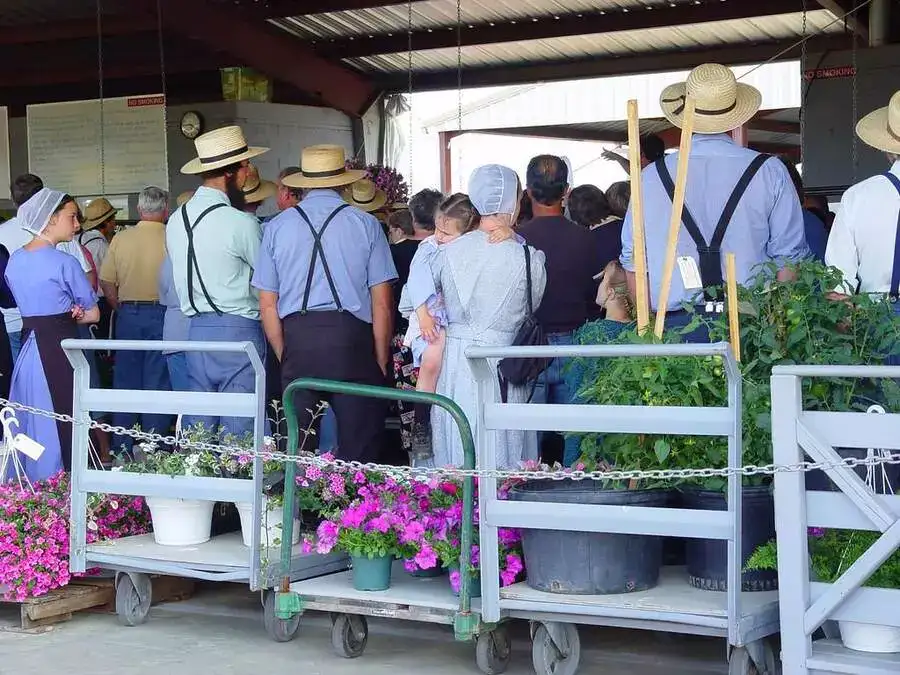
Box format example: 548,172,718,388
235,500,301,548
840,621,900,653
145,497,214,546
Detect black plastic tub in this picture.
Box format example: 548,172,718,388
508,480,668,595
681,485,777,592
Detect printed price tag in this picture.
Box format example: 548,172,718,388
677,256,703,291
13,434,45,460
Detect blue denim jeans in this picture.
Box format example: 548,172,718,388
319,406,338,453
8,329,21,363
112,304,171,452
532,331,582,467
185,313,266,438
166,352,191,392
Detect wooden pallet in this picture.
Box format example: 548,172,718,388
2,575,195,631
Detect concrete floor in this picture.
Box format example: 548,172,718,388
0,584,731,674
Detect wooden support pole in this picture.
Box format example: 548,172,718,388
626,100,650,334
725,252,741,363
654,98,696,338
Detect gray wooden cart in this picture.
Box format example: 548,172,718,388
772,364,900,674
63,339,348,635
466,342,780,675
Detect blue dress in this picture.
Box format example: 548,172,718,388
5,245,96,481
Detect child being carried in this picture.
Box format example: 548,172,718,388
399,193,516,460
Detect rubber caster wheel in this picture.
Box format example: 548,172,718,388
532,623,580,675
115,573,151,627
729,643,777,675
331,614,368,658
263,590,301,643
476,627,511,675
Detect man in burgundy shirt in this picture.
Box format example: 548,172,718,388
517,155,597,466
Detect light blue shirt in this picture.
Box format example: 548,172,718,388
621,134,809,310
251,189,398,324
158,255,190,354
165,186,262,320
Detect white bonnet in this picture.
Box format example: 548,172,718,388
18,188,66,236
467,164,521,216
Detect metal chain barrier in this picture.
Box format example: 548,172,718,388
4,397,900,483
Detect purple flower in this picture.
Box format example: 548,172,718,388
400,521,425,545
449,569,462,594
414,545,438,570
808,527,826,538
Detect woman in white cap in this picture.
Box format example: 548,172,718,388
4,188,99,481
423,164,547,469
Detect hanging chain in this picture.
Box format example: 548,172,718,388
851,17,859,182
407,0,414,191
156,0,170,185
3,396,900,483
456,0,462,133
800,2,808,164
96,0,106,194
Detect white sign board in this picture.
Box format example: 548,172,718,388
0,107,10,201
27,95,168,197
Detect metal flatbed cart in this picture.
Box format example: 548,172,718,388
465,342,780,675
272,380,512,675
772,365,900,675
64,340,348,633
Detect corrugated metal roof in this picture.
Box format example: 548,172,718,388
271,4,845,75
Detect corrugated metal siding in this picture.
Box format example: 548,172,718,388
273,7,845,75
272,0,670,41
360,11,842,74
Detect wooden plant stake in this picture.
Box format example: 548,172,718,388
725,252,741,363
627,100,650,334
653,97,696,338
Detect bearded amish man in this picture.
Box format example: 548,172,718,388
165,125,269,437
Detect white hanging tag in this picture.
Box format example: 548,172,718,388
12,433,44,461
677,256,703,291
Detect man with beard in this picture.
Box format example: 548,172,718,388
165,125,269,437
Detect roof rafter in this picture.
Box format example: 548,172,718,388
148,0,375,115
378,34,851,93
252,0,430,17
815,0,869,40
316,0,802,59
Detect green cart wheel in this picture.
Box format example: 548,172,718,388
331,614,368,658
475,627,511,674
263,590,301,643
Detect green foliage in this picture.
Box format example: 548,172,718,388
336,528,397,559
746,531,900,591
573,262,900,491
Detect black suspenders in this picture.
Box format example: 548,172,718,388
656,153,770,300
181,203,227,315
884,172,900,301
294,203,351,313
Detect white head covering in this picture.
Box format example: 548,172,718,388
468,164,520,216
18,188,66,236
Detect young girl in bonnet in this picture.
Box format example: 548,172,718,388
399,182,519,460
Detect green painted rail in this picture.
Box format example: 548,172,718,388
277,378,479,638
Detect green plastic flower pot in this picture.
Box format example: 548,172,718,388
351,555,393,591
409,565,447,578
449,565,481,598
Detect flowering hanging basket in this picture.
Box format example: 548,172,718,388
345,159,409,206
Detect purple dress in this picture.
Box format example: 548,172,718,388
5,245,96,481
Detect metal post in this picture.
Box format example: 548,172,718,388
771,373,810,675
869,0,889,47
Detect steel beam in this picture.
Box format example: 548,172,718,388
152,0,374,116
815,0,870,41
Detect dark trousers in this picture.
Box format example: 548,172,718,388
113,303,172,450
281,311,387,463
663,309,712,343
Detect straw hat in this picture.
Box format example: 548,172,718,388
282,145,366,189
856,91,900,154
82,197,117,230
341,179,387,212
181,125,269,175
660,63,762,135
241,165,277,204
176,190,195,207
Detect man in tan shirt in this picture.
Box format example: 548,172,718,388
99,186,171,451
